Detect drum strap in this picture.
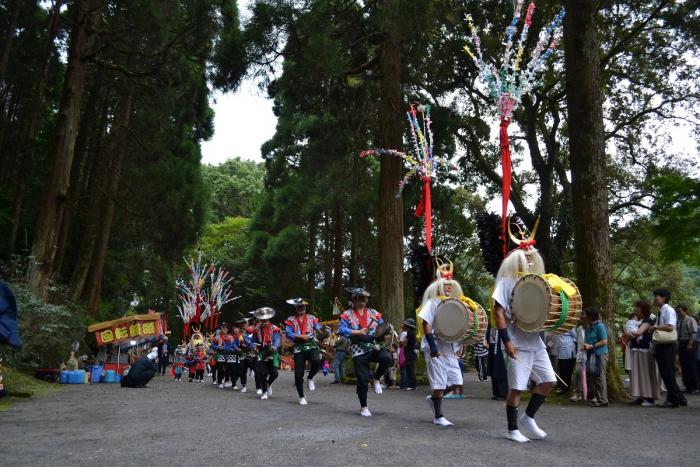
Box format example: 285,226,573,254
549,291,570,331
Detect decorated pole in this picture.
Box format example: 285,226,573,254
464,2,565,254
361,104,454,254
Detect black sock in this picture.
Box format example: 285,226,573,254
432,397,443,418
506,405,518,431
525,393,546,418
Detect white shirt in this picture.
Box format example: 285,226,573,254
418,298,460,356
658,303,677,327
492,277,545,352
399,331,407,343
624,319,640,334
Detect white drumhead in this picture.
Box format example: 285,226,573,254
510,275,550,332
434,298,469,343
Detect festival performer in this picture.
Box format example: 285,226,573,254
252,307,281,400
338,287,392,417
228,324,247,392
195,344,206,382
284,298,323,405
210,324,233,388
492,222,555,443
240,317,258,394
417,259,469,426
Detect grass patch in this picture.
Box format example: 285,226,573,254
0,366,60,411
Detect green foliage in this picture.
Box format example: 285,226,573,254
196,216,251,270
648,171,700,265
202,158,266,222
3,284,88,369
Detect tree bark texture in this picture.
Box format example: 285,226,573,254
85,82,135,315
0,0,21,82
564,0,623,399
377,0,404,326
332,201,344,299
8,0,64,255
29,0,102,298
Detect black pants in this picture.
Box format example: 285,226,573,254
246,357,259,389
255,359,278,393
654,343,686,405
558,358,575,391
211,364,218,382
224,360,237,384
216,360,228,384
404,360,417,389
353,348,392,407
196,369,204,381
294,348,321,397
475,355,488,381
488,345,508,399
678,341,698,392
159,356,169,375
231,360,247,387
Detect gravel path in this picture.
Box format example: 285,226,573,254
0,370,697,466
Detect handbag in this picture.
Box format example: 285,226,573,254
652,311,678,344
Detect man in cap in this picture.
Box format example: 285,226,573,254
252,307,281,400
284,298,323,405
338,287,392,417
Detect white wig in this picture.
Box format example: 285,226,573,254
495,248,545,281
421,278,464,305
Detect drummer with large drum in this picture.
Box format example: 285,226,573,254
493,220,581,443
418,258,487,427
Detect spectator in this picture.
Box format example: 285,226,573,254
157,336,171,376
556,327,576,395
676,304,698,394
399,318,417,391
486,323,508,400
544,331,559,373
583,307,608,407
0,281,22,348
569,316,587,402
121,348,158,388
696,311,700,387
650,288,687,407
332,334,349,384
473,336,488,382
628,300,659,406
623,311,641,379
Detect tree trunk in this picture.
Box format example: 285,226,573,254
564,0,623,399
332,201,344,300
28,0,102,299
0,0,21,82
85,82,135,315
349,215,359,285
378,0,404,325
54,66,104,278
68,95,110,302
322,211,333,297
306,219,318,306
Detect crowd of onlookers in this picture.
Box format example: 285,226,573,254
542,287,697,408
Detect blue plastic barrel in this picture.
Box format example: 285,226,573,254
91,365,103,383
103,370,116,383
68,370,85,384
60,371,69,384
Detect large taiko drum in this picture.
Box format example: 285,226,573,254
433,297,488,345
510,274,582,334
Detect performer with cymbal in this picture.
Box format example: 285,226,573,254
338,287,392,417
252,307,281,400
493,220,555,443
284,298,323,405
